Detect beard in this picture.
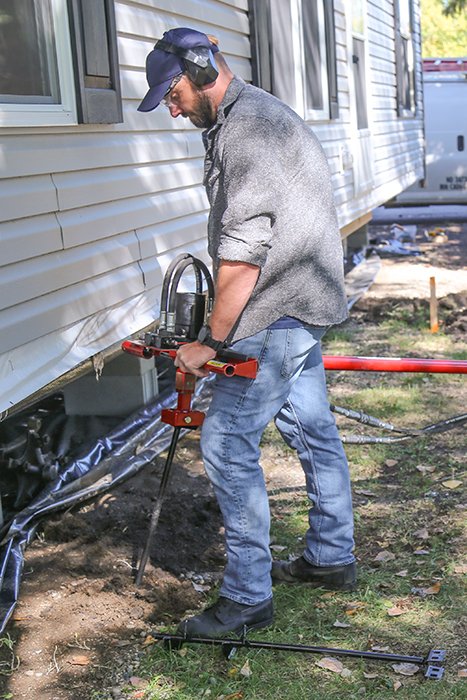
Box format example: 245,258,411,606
184,90,216,129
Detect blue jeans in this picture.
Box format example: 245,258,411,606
200,326,355,605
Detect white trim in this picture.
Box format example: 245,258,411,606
290,0,305,116
291,0,330,121
346,0,374,195
302,0,330,121
0,0,77,127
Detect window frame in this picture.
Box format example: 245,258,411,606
0,0,123,128
248,0,339,122
293,0,331,121
0,0,77,127
395,0,417,117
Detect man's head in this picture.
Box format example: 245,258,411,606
138,27,231,127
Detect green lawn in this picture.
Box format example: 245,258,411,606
110,311,466,700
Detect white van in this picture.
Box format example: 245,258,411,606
397,58,467,204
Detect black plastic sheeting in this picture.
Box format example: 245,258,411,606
0,377,213,634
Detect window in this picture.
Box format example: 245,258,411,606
351,1,368,130
0,0,76,126
0,0,122,127
395,0,416,116
249,0,339,121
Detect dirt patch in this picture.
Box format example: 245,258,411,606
353,290,467,334
364,222,467,299
0,219,466,700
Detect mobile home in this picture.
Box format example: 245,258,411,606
0,0,425,416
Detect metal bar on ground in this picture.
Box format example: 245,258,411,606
152,632,445,668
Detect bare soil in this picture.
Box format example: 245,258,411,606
0,220,465,700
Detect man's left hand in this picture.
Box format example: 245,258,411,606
174,341,217,377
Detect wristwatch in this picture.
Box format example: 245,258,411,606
197,324,226,352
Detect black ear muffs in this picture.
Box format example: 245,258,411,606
155,39,219,87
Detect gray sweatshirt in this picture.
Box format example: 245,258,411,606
202,77,348,342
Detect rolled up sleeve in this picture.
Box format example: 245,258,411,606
217,117,282,268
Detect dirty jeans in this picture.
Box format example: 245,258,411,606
200,325,355,605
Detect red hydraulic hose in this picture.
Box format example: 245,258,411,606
323,355,467,374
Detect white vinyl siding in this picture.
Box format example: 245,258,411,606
309,0,423,226
0,0,250,412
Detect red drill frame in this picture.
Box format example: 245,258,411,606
122,338,258,584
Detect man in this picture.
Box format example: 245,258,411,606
139,27,356,638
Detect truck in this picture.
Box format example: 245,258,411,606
396,58,467,204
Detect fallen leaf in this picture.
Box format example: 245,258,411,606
178,648,188,657
416,464,436,475
354,488,376,496
341,668,352,678
269,545,287,552
393,680,402,691
333,619,351,628
454,564,467,575
387,606,408,617
392,663,420,676
131,692,145,700
374,550,396,563
321,591,336,599
69,654,91,666
130,677,149,689
442,479,462,490
411,582,441,597
11,613,29,621
385,459,398,467
316,657,344,673
413,527,429,540
216,694,243,700
371,645,390,652
240,660,252,678
458,668,467,677
227,667,238,677
141,635,156,647
395,570,408,577
413,549,430,556
363,672,379,679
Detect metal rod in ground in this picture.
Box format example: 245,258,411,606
151,632,435,665
135,427,181,586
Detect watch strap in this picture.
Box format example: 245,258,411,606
197,325,226,352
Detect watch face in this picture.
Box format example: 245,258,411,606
198,325,210,343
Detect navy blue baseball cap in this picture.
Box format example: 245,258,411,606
138,27,219,112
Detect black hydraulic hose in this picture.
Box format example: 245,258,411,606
168,258,203,315
192,258,215,305
160,253,192,321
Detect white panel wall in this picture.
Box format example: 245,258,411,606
0,0,250,412
312,0,424,227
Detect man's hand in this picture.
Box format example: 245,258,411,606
174,341,217,377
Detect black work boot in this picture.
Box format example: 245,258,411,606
271,556,356,591
177,596,274,638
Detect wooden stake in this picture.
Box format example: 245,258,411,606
430,276,439,333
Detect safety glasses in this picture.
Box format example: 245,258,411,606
161,74,184,108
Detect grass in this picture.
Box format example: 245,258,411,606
122,314,466,699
